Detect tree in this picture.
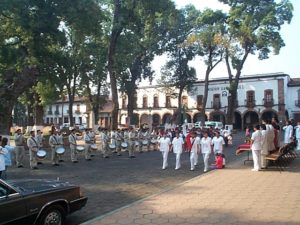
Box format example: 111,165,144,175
219,0,293,124
188,9,227,125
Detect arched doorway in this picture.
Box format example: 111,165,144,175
140,114,149,126
152,114,161,128
193,112,207,123
183,113,192,123
261,110,278,122
234,111,242,130
243,111,259,129
210,112,225,124
162,113,172,124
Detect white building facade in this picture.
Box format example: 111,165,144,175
119,73,299,130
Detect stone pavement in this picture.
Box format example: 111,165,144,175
81,157,300,225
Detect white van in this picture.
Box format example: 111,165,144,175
204,121,223,129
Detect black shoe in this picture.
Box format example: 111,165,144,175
104,156,109,159
130,156,136,158
53,163,59,166
72,161,79,163
86,158,92,161
17,165,23,168
37,162,43,165
59,159,64,162
32,167,38,170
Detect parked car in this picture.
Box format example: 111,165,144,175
0,179,88,225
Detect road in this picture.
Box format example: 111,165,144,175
7,132,246,225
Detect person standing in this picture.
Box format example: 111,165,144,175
200,131,212,172
283,120,293,144
158,132,171,170
2,137,14,179
89,129,96,157
212,131,225,155
171,131,184,170
115,129,123,156
127,127,136,158
84,129,92,161
0,146,8,179
260,124,269,169
68,128,78,163
250,125,262,172
14,129,25,168
295,122,300,151
101,129,110,158
190,131,200,171
57,130,64,162
49,130,60,166
27,131,39,169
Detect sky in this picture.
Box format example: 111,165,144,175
150,0,300,82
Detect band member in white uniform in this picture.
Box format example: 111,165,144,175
260,124,269,168
115,129,123,156
14,129,25,168
171,131,184,170
295,122,300,151
140,129,150,152
211,131,225,155
101,129,110,158
110,130,117,153
190,131,200,171
283,120,293,144
200,131,212,172
57,130,64,162
250,125,262,171
159,132,171,170
84,129,92,160
27,131,39,169
89,129,96,157
49,130,60,166
68,128,78,163
128,127,136,158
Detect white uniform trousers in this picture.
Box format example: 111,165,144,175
252,149,261,171
128,141,135,157
15,146,25,167
202,152,210,172
29,149,37,169
51,147,59,164
161,150,169,169
70,145,78,162
175,153,181,169
296,138,300,151
84,144,91,160
190,151,198,170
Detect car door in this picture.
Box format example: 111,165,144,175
0,182,27,224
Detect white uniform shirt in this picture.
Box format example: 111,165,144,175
84,132,92,144
27,136,39,151
172,137,184,154
159,137,171,152
283,125,293,143
190,136,200,153
251,130,262,150
0,147,8,171
68,133,77,146
295,125,300,139
212,136,225,153
200,137,212,154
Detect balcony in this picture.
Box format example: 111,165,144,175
263,98,274,107
47,111,53,115
245,99,256,108
211,101,221,110
296,100,300,107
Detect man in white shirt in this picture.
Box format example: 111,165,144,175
27,131,39,169
190,131,200,171
49,130,60,166
159,132,171,170
283,120,293,144
84,129,92,161
14,129,25,168
171,131,184,170
200,131,212,172
295,121,300,151
212,131,225,154
251,125,262,171
68,128,78,163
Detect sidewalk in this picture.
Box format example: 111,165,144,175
81,156,300,225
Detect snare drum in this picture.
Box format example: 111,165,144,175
109,144,116,150
56,147,65,155
150,139,157,144
91,144,98,150
76,146,85,152
37,150,47,160
135,141,139,146
142,140,148,145
121,142,128,149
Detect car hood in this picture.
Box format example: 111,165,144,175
7,179,74,195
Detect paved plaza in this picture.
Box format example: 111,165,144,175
81,156,300,225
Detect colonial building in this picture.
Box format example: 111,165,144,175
119,73,299,130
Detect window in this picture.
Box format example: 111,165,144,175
213,94,221,109
77,104,80,111
122,96,127,109
182,96,188,107
264,89,273,102
197,95,203,108
247,91,255,103
153,95,159,108
166,96,171,108
142,95,148,108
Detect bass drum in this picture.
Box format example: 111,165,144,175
121,142,128,149
109,144,116,150
91,144,98,150
37,150,47,160
142,140,148,145
56,147,65,155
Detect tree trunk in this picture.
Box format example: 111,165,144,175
176,88,183,125
107,0,122,130
0,66,39,134
201,67,211,125
126,84,136,126
33,92,44,125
